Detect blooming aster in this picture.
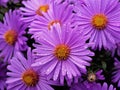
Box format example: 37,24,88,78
0,61,7,90
74,0,120,50
112,58,120,87
32,24,94,85
6,48,55,90
0,10,27,62
83,70,105,89
20,0,53,26
70,82,116,90
29,1,74,39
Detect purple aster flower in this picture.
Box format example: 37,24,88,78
0,10,27,62
83,70,105,89
70,82,116,90
112,58,120,87
74,0,120,50
0,61,7,90
32,24,94,85
6,48,56,90
29,2,74,39
20,0,53,26
70,69,105,89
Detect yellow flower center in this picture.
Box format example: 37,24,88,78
36,4,49,16
92,14,108,30
22,69,39,86
54,44,70,60
48,20,60,30
4,30,17,45
87,73,96,82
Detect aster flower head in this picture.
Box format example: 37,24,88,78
83,70,105,88
75,0,120,50
32,24,94,85
112,58,120,87
0,61,7,90
0,10,27,62
29,1,74,39
20,0,53,26
88,70,105,82
70,82,116,90
6,48,55,90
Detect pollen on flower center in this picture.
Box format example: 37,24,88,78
36,4,49,16
4,30,17,45
54,44,70,60
87,73,96,82
48,20,60,30
22,69,39,86
92,14,108,30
